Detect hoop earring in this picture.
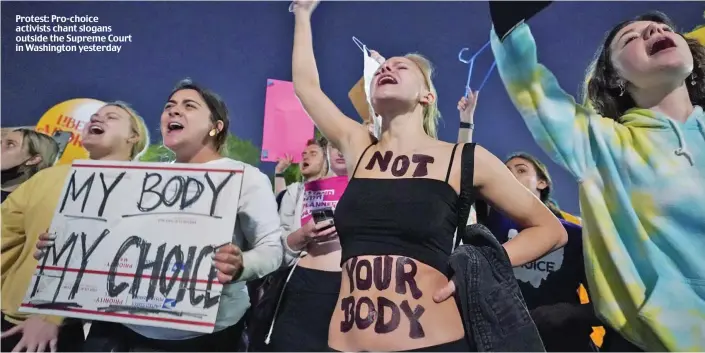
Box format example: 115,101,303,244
690,73,697,86
618,81,626,97
209,129,217,137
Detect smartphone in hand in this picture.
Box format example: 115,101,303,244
312,207,334,225
311,207,337,242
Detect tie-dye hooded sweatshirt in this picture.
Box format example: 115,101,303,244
490,23,705,351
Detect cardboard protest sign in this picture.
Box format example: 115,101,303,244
348,77,374,123
261,79,315,164
301,175,349,225
20,160,244,333
349,46,385,129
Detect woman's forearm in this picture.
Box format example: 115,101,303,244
274,176,287,194
286,227,308,252
292,15,320,92
457,126,473,143
503,225,565,267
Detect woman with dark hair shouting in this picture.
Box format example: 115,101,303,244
54,80,283,351
292,1,567,351
490,2,705,351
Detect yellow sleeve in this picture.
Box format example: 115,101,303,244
40,315,65,326
1,181,32,281
559,210,582,226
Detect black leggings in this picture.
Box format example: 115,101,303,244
83,319,245,352
268,267,341,352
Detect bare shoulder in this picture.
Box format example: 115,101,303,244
472,144,508,187
419,139,458,155
447,143,502,190
472,144,494,166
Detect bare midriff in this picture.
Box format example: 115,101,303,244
328,255,464,352
298,238,342,272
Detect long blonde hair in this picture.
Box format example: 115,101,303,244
103,101,150,160
405,53,441,139
10,129,59,182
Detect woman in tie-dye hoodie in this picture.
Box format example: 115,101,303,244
490,9,705,352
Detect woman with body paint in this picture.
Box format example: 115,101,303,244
490,3,705,351
35,80,284,352
3,101,150,353
266,139,350,351
291,1,566,351
1,129,60,203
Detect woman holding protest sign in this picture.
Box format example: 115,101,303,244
1,128,60,203
290,0,566,351
3,101,150,353
490,1,705,350
52,79,282,352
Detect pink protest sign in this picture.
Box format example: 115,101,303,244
261,79,315,163
301,176,349,226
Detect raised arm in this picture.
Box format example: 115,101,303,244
490,16,612,180
474,145,567,266
273,155,292,195
291,1,371,158
456,92,478,143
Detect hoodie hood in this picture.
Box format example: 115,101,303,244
621,105,705,166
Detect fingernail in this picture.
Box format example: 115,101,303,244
329,219,334,224
46,241,55,247
48,234,57,240
210,254,215,259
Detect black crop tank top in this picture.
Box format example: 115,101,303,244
335,143,476,275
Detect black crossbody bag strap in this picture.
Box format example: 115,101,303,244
455,143,477,248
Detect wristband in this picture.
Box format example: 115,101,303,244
460,122,474,129
275,173,285,177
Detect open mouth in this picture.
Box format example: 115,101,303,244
301,162,310,169
377,74,398,86
88,125,105,135
167,122,184,134
649,37,676,55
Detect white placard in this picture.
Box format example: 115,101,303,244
20,160,244,333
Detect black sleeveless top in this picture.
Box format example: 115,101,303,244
335,143,475,275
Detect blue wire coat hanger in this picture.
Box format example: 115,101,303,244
458,40,497,97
